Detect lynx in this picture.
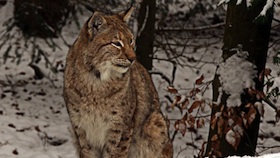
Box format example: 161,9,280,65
63,7,172,158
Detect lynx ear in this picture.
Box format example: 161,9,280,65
87,12,107,39
118,7,134,23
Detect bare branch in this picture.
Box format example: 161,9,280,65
156,22,225,32
263,97,278,111
150,70,172,86
273,18,280,23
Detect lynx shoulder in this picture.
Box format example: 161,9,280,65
63,7,173,158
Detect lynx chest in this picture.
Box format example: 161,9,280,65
79,110,111,150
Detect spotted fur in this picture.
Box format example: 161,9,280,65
63,7,173,158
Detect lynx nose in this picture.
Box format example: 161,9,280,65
126,49,136,63
128,56,136,63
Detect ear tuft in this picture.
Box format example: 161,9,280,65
118,7,134,23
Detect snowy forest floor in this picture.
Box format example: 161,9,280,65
0,2,280,158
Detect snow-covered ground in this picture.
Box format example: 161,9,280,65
0,1,280,158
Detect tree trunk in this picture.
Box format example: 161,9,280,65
136,0,156,71
205,0,273,157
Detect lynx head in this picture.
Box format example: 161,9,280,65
80,7,136,81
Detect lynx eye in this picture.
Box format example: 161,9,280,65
111,40,123,49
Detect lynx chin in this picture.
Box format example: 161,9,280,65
63,7,173,158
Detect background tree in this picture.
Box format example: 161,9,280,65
0,0,279,157
1,0,75,77
135,0,156,70
205,0,274,157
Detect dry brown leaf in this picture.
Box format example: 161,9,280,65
231,125,243,150
248,88,257,97
196,118,205,128
181,98,189,109
211,118,217,130
245,103,252,108
217,117,224,135
167,86,178,94
189,88,201,97
187,114,195,128
258,68,271,82
170,95,181,109
211,112,221,130
175,95,181,104
235,117,243,127
170,100,176,109
195,75,204,85
258,70,264,82
246,105,257,126
211,134,218,141
225,130,236,149
256,91,266,100
174,120,187,136
264,68,272,76
233,125,244,137
234,135,241,150
216,150,223,157
188,100,202,113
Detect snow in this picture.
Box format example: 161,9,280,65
246,0,253,7
218,0,269,9
0,1,279,158
236,0,253,7
0,70,77,158
0,2,77,158
218,0,230,6
217,48,257,107
226,129,237,147
228,153,280,158
260,0,274,16
236,0,243,5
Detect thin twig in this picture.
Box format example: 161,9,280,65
273,18,280,23
150,71,172,86
263,97,278,111
156,22,225,32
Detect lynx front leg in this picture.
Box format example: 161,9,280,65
73,126,94,158
102,127,133,158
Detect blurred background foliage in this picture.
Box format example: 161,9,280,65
0,0,279,105
0,0,227,71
